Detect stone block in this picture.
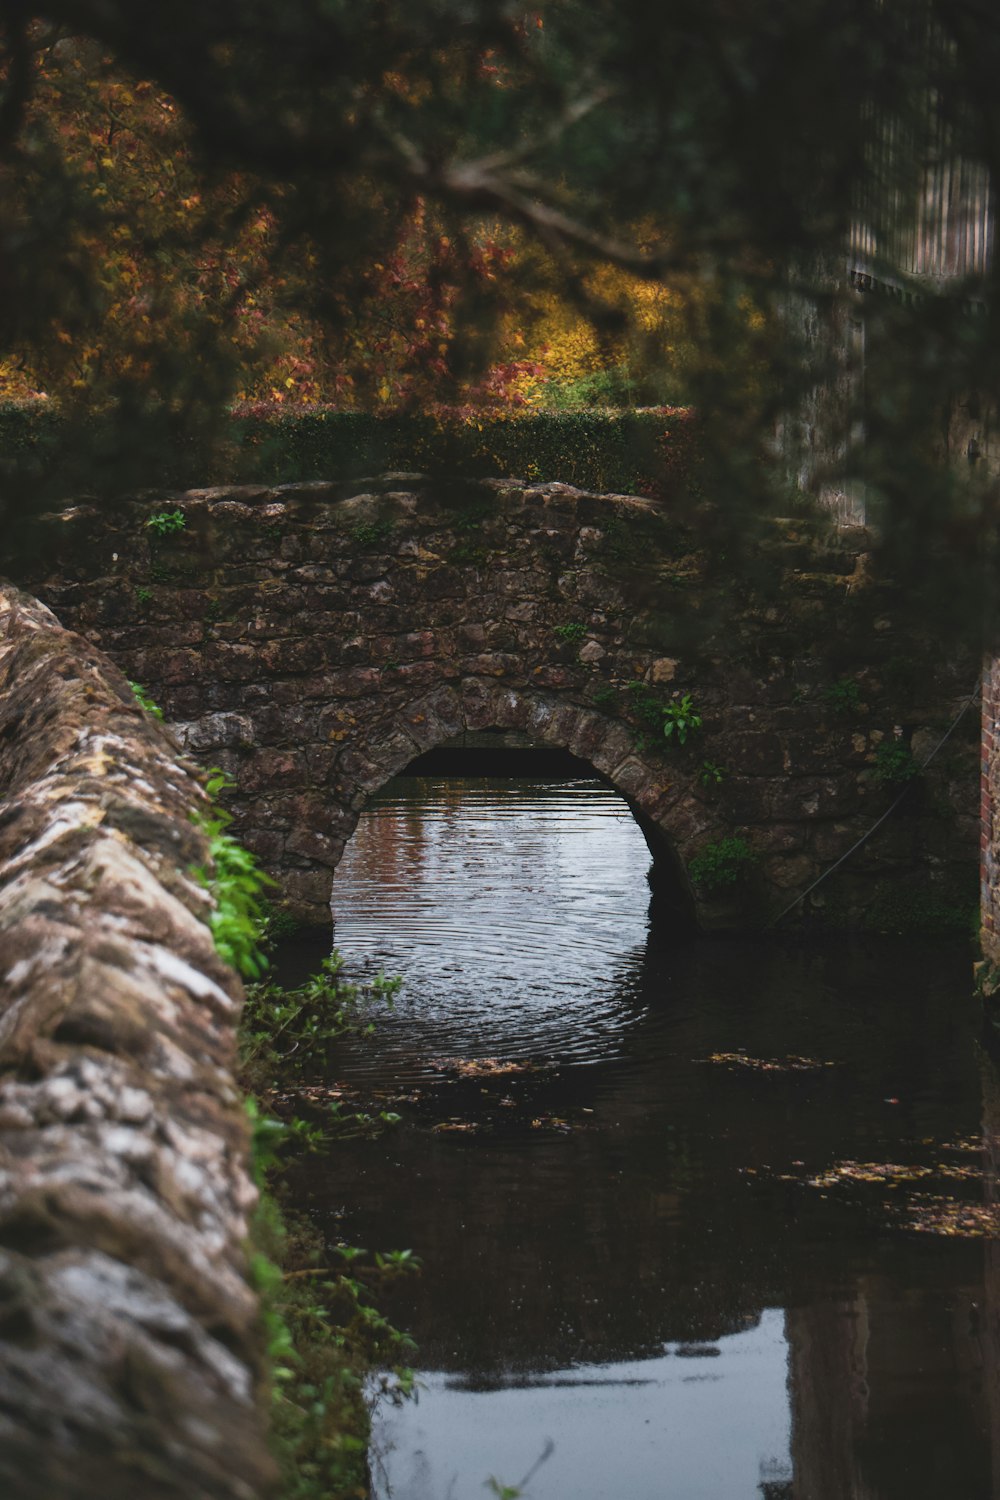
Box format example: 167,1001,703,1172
768,776,856,821
322,666,381,698
284,826,340,863
179,712,256,752
723,731,786,777
391,660,441,690
579,639,606,663
649,657,678,683
236,748,308,793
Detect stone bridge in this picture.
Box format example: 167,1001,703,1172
25,475,979,935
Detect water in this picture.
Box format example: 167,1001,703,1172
281,775,1000,1500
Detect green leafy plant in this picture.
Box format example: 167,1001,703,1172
698,759,726,787
190,769,275,979
553,620,587,642
823,676,863,715
135,585,152,605
145,508,186,536
688,835,756,892
349,517,394,546
661,692,703,744
593,683,617,708
248,1182,417,1500
240,946,413,1500
241,951,401,1086
128,680,163,719
452,500,493,532
627,678,665,730
628,681,703,746
197,777,415,1495
872,740,919,788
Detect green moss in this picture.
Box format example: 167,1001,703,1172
349,517,395,547
553,621,587,642
688,835,756,891
822,676,863,715
447,541,489,566
872,740,919,788
861,881,977,939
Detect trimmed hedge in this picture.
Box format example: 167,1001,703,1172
0,403,699,501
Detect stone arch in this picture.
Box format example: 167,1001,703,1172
26,480,979,936
305,679,717,935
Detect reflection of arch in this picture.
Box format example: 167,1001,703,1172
321,683,714,935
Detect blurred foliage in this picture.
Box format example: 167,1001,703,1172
0,30,764,420
0,0,995,616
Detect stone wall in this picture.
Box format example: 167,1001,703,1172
24,476,979,933
981,656,1000,989
0,586,271,1499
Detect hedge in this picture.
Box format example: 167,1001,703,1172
0,403,700,503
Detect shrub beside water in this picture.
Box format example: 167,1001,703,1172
182,763,415,1499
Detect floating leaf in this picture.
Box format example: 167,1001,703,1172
429,1056,539,1079
697,1052,838,1073
805,1159,982,1189
903,1198,1000,1238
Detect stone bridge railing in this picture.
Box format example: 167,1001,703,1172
0,586,271,1499
24,475,979,934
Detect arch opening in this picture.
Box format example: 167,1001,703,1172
394,727,697,941
329,759,669,1071
266,686,710,936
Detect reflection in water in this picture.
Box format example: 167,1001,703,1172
330,776,652,1070
371,1311,792,1500
282,775,1000,1500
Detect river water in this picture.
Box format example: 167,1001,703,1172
281,774,1000,1500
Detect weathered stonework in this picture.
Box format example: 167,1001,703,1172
981,655,1000,990
0,587,271,1499
24,476,979,932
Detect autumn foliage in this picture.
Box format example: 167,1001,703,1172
0,30,736,418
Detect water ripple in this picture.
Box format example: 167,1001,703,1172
331,776,653,1073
